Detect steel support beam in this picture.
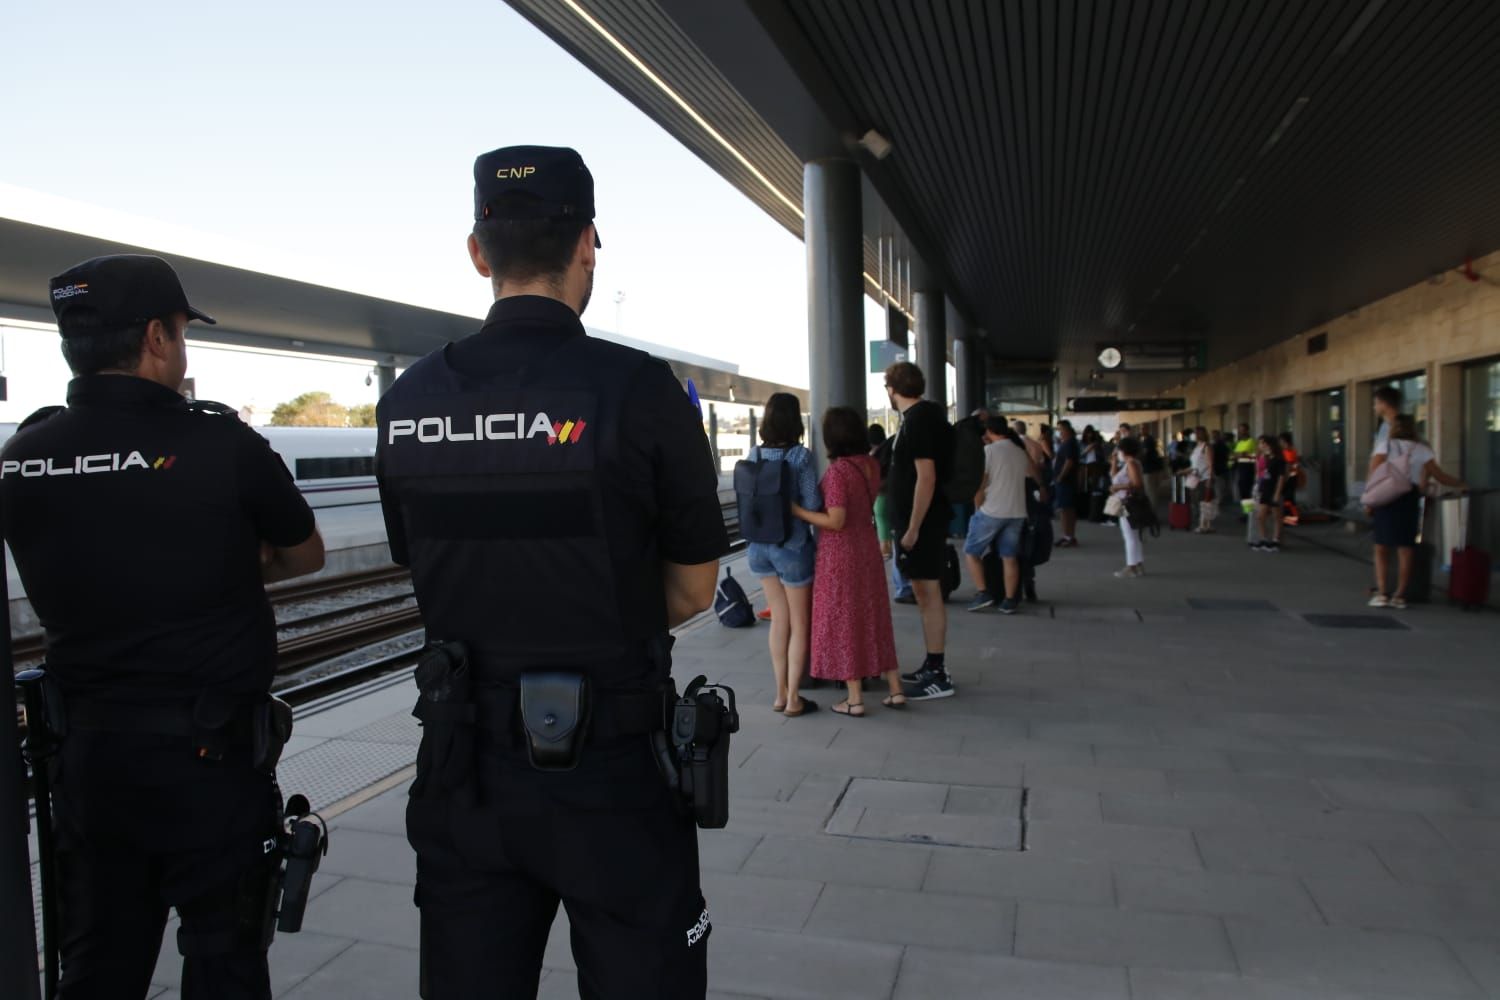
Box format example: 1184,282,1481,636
804,159,865,458
913,290,946,413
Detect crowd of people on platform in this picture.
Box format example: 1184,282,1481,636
742,367,1469,719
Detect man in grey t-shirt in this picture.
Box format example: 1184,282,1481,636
961,417,1041,615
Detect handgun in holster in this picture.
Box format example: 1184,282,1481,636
266,793,328,936
652,675,739,829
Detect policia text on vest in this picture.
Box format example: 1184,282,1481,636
375,145,731,998
0,253,329,1000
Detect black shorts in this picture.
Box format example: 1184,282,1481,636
895,513,948,581
1372,488,1420,547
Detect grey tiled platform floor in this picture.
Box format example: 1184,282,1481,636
151,517,1500,998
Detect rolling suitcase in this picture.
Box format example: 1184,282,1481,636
1168,476,1192,531
1448,496,1492,609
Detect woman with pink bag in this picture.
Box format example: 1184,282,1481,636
1365,414,1465,608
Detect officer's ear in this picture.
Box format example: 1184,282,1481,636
141,317,175,359
467,232,493,279
575,225,597,273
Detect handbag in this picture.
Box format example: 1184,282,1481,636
1103,493,1126,518
1360,442,1414,508
1185,472,1201,490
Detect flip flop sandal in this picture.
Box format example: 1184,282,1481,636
881,694,908,710
782,698,819,717
831,700,866,718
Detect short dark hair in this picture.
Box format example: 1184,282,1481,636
984,415,1009,436
472,216,591,286
759,392,804,446
1117,435,1141,457
1374,385,1402,409
1391,414,1419,441
1278,431,1294,446
57,306,166,376
867,423,887,447
884,361,925,398
822,407,867,459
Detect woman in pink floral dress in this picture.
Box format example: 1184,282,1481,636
792,407,905,716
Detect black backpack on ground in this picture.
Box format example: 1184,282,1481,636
714,566,756,628
733,446,798,544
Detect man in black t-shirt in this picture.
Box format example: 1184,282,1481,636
1,254,324,999
883,361,957,701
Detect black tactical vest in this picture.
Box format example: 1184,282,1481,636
377,331,661,687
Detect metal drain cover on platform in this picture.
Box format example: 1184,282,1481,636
1302,613,1410,630
824,778,1023,850
1188,598,1279,611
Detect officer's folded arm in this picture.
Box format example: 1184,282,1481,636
664,558,719,627
261,529,326,584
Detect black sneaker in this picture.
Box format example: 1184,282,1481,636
902,670,956,701
899,664,936,684
1023,582,1038,603
998,598,1020,615
893,592,917,605
966,591,997,612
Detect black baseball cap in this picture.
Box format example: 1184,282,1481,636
473,145,600,247
49,255,216,332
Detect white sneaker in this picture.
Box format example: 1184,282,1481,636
1368,594,1390,608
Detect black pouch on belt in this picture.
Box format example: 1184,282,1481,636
519,672,590,772
412,641,475,796
192,691,245,761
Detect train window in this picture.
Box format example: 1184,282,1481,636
295,456,376,479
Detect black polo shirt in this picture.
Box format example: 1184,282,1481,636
377,296,726,687
0,375,315,702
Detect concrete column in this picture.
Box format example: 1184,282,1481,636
948,299,974,417
804,159,865,461
913,290,947,412
376,364,397,395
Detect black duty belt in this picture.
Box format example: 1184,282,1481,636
67,698,199,736
472,687,669,743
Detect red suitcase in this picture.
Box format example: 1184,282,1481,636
1450,547,1491,609
1168,475,1191,530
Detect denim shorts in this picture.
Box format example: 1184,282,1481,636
747,540,816,588
963,512,1025,558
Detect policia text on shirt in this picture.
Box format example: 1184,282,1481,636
0,254,329,1000
376,145,732,999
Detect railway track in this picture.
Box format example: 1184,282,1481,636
15,500,745,702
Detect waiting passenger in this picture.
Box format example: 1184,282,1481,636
791,407,906,714
1053,420,1080,547
1191,426,1216,533
963,416,1040,614
745,392,821,716
1110,436,1147,578
1367,414,1465,609
1279,431,1302,524
1252,435,1288,552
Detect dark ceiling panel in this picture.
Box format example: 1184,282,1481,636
507,0,1500,382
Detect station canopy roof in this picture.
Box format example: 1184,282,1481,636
505,0,1500,388
0,215,800,407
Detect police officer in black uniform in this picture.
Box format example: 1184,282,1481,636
0,255,325,999
376,146,727,998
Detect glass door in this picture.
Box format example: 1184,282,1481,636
1314,388,1346,509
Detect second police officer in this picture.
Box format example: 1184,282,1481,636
0,255,326,998
376,146,729,998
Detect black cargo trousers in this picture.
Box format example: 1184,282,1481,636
408,724,710,999
51,730,279,1000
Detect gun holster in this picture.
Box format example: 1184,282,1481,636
519,672,590,772
252,696,295,772
411,641,475,796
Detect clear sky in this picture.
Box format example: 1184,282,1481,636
0,0,924,424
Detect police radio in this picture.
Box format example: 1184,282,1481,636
656,675,738,829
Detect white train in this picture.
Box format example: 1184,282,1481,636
257,426,379,508
0,422,379,509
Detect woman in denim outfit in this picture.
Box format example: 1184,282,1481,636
746,393,822,716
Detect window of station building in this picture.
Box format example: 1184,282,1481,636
295,456,375,480
1462,357,1500,490
1374,372,1428,439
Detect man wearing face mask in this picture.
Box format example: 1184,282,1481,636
376,146,727,998
0,255,325,998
